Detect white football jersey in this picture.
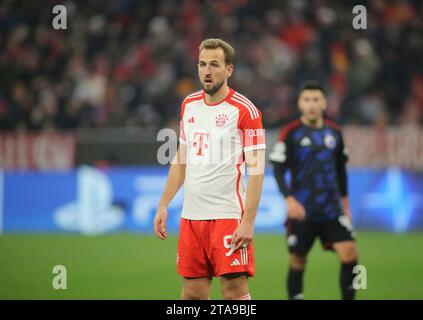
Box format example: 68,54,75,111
179,88,266,220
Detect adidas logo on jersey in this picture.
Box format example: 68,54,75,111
300,136,312,146
187,116,194,123
230,258,241,266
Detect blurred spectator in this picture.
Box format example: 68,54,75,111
0,0,422,132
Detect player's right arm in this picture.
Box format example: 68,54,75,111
154,143,187,240
269,127,305,220
154,99,189,239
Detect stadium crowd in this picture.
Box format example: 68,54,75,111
0,0,422,132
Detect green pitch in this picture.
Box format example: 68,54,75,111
0,232,422,299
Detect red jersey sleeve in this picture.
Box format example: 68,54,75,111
238,106,266,152
179,101,186,144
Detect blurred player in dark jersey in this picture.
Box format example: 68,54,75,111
269,81,359,300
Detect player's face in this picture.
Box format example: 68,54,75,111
198,48,233,95
298,90,327,123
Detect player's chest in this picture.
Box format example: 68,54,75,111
183,106,240,141
292,130,338,158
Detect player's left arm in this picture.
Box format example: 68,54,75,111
231,102,266,250
232,149,265,251
337,132,352,221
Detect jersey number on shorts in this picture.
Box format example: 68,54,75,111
223,235,235,256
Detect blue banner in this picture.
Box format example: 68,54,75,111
1,167,423,234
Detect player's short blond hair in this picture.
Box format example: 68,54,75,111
199,38,235,66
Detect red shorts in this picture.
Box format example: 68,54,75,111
177,218,255,278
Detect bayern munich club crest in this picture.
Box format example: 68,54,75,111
215,114,229,127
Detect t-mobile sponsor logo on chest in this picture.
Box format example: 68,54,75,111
192,132,209,156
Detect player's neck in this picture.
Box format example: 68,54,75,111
300,116,324,129
204,85,230,105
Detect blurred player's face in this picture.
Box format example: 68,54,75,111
198,48,233,95
298,90,327,124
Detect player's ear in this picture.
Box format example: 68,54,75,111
321,94,328,111
297,94,303,112
226,64,234,78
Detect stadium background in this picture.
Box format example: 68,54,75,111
0,0,422,299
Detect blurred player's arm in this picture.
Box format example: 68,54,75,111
154,143,187,239
269,141,290,196
232,149,265,250
269,140,305,220
337,134,351,221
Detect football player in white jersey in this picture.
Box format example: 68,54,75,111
154,39,266,300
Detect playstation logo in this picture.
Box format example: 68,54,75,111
54,166,124,235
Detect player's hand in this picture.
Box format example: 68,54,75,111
286,196,306,220
153,206,168,240
342,197,352,223
344,209,353,223
231,221,254,251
